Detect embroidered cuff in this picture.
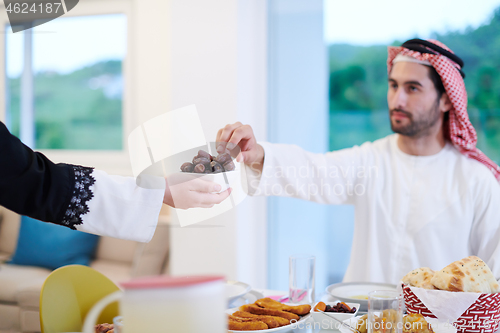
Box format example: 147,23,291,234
61,166,96,229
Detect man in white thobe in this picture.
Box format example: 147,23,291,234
216,38,500,284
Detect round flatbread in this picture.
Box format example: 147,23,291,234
402,267,437,290
430,256,500,293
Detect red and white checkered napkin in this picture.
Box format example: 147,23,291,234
402,284,500,333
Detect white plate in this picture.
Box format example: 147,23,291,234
311,301,359,327
227,281,252,304
229,290,265,308
325,282,397,312
310,301,360,330
340,316,457,333
226,304,311,333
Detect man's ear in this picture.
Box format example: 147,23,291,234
440,93,452,113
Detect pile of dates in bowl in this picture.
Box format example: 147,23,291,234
180,150,235,174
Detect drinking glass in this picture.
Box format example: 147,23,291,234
113,316,123,333
289,254,315,304
368,290,403,333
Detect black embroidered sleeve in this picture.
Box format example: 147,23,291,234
60,166,96,229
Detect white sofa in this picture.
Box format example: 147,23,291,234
0,206,170,333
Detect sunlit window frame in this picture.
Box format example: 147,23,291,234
0,0,134,175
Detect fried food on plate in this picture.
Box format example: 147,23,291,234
356,314,368,333
228,319,268,331
240,304,299,321
431,256,500,293
402,267,437,290
232,311,289,328
403,313,434,333
255,297,312,315
95,323,114,333
228,315,268,331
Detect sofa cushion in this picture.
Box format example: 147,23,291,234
90,259,132,284
10,216,99,270
0,304,21,332
20,309,41,333
17,280,46,309
0,251,11,263
0,264,51,303
131,223,169,277
94,236,137,264
0,206,20,255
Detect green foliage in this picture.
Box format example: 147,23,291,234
328,10,500,164
7,60,123,150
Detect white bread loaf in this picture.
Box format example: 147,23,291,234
402,267,437,290
430,256,500,293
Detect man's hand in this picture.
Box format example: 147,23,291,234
163,174,231,209
216,122,264,172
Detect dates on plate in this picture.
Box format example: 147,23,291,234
180,150,235,174
325,302,356,313
314,301,356,313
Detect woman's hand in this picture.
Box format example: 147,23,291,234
163,173,231,209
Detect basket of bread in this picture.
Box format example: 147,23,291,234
401,256,500,333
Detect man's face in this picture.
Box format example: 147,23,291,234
387,62,443,137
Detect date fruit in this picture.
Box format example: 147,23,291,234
180,149,235,174
215,153,232,165
211,161,224,173
192,157,211,166
194,164,206,173
180,162,194,173
197,150,212,160
324,302,356,313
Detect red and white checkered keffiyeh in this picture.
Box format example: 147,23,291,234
388,39,500,182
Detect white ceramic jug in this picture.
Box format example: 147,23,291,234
82,275,226,333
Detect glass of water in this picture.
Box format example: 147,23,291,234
368,290,403,333
289,254,315,304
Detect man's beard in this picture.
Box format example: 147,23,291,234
390,100,441,138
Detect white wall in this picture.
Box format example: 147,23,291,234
167,0,268,286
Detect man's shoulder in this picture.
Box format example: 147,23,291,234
446,143,499,185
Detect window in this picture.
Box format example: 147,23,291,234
5,14,126,150
326,1,500,163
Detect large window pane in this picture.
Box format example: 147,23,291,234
5,25,23,137
327,5,500,166
5,14,126,150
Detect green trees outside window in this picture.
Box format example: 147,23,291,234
329,9,500,164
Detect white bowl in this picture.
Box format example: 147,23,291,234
325,282,397,312
175,171,231,193
225,280,251,304
310,301,360,331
